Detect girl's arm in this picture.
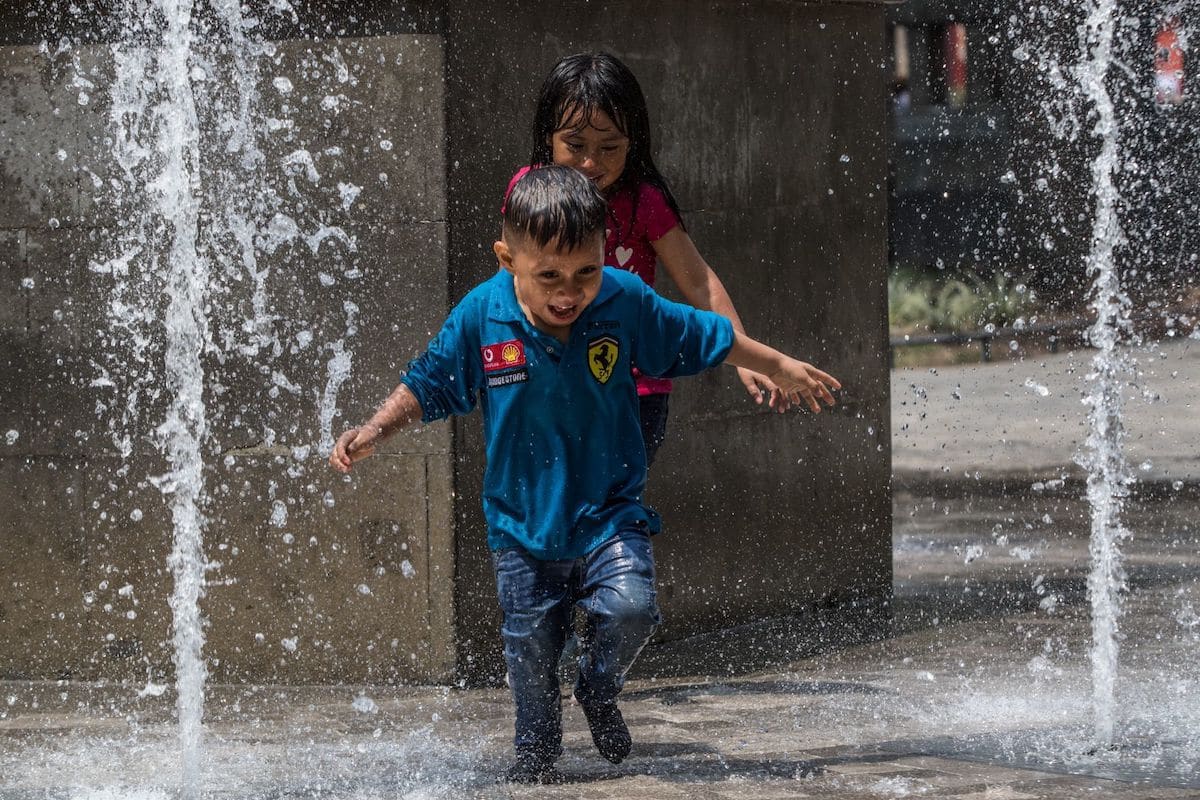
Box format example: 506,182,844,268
652,226,795,410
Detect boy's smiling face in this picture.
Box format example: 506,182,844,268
494,233,604,342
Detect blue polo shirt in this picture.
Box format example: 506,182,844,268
400,267,733,560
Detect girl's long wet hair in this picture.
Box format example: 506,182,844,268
530,52,684,231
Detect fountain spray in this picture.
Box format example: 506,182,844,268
1077,0,1132,748
105,0,273,793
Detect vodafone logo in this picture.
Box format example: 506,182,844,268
481,339,526,372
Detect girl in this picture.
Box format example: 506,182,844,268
505,52,794,466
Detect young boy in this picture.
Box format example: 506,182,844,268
329,165,840,783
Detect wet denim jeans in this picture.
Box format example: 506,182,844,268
492,529,662,757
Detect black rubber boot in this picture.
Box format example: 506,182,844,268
502,748,564,784
576,694,631,764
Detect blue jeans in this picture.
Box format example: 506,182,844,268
492,529,661,757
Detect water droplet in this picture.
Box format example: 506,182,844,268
130,508,143,522
1023,378,1050,397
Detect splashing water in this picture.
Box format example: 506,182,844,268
103,0,275,794
112,1,212,790
1076,0,1132,748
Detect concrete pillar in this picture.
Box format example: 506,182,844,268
0,0,892,684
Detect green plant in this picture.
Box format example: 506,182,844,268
889,267,1039,334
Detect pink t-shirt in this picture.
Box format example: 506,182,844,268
504,166,682,395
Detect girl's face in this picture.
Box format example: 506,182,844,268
550,109,629,194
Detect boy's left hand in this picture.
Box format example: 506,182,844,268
767,359,841,413
736,367,800,413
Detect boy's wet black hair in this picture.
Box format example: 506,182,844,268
529,52,684,229
502,164,607,251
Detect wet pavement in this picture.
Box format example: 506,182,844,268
892,337,1200,486
2,341,1199,799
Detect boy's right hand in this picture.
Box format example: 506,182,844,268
329,425,381,473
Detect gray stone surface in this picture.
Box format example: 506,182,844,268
892,337,1200,486
3,489,1197,798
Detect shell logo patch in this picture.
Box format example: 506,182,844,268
481,339,526,372
587,335,619,384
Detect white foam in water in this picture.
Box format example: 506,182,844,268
69,791,171,800
2,725,490,799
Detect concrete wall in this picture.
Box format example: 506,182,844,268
0,0,891,685
0,33,457,683
442,0,893,681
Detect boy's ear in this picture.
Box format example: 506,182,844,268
494,239,515,274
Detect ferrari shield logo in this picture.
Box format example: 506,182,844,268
587,336,619,384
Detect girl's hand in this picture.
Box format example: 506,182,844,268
736,367,799,413
767,359,841,414
329,425,381,473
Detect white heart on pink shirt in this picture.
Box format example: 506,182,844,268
615,246,633,267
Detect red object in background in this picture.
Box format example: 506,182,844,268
943,23,968,108
1154,18,1184,107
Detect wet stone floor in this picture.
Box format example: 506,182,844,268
2,491,1199,799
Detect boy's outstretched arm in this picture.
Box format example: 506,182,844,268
654,227,796,412
329,383,424,473
723,332,841,414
